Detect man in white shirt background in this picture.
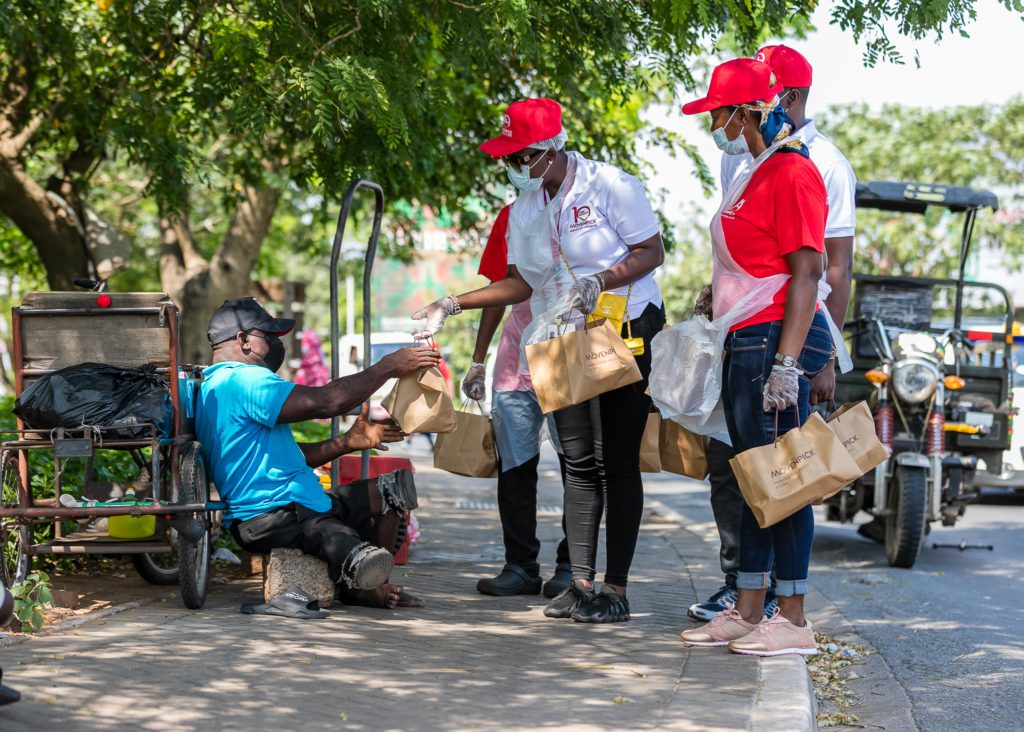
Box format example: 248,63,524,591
690,45,861,621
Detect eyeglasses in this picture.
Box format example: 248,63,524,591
501,149,546,168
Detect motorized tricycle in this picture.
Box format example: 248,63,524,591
832,181,1019,568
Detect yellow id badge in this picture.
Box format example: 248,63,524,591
624,336,645,356
587,292,628,333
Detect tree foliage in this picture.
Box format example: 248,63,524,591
819,97,1024,278
1,0,1021,361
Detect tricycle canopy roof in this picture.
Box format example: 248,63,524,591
856,181,999,214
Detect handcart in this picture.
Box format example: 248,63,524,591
0,289,216,609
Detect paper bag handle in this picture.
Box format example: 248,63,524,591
772,406,805,447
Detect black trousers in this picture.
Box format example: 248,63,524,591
707,438,742,585
230,482,374,585
498,453,570,577
553,303,665,586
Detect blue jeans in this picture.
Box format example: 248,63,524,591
722,312,833,597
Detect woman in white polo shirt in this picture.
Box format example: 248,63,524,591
412,98,665,624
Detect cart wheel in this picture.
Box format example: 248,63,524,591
0,451,30,587
130,552,179,586
177,442,210,609
885,465,928,568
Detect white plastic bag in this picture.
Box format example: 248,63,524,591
649,315,727,435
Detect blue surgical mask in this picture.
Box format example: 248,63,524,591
507,151,553,192
712,108,749,156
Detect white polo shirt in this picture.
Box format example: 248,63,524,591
721,120,857,238
508,151,663,320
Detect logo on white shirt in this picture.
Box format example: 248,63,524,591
569,204,598,232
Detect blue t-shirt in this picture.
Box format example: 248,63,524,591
196,362,331,523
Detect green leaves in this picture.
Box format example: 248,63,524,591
820,97,1024,277
10,570,53,633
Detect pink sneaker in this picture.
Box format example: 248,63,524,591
680,604,758,647
728,609,818,657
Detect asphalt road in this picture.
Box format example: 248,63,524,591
809,491,1024,732
645,476,1024,732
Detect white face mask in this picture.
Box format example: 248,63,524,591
711,108,749,156
507,151,553,192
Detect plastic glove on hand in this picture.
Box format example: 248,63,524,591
411,295,460,340
762,364,802,412
693,285,713,318
567,274,603,316
462,362,487,401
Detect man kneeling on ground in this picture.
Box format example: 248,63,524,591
196,298,440,608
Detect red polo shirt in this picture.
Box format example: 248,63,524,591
720,153,827,331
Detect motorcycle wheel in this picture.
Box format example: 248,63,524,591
885,465,928,568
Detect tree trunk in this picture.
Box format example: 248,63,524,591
0,155,91,290
160,185,282,365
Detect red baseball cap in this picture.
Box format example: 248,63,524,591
480,98,563,158
681,58,783,115
755,45,813,87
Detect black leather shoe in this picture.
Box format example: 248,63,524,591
476,564,542,596
543,562,572,599
543,580,594,618
571,585,630,623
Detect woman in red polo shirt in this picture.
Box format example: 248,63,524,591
678,59,834,656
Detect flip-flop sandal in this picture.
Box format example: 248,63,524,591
240,588,330,619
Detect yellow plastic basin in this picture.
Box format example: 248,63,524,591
108,514,156,539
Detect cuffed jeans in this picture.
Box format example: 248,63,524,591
722,312,833,597
553,302,665,586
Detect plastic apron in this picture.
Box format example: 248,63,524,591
507,158,577,353
651,139,851,436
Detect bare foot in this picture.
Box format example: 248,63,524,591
396,590,424,608
339,583,402,609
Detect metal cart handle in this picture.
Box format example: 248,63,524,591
329,179,385,486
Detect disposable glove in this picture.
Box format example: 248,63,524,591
462,362,487,402
693,285,713,318
411,295,460,340
762,364,802,412
567,274,603,316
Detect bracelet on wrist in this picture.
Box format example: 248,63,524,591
445,294,462,315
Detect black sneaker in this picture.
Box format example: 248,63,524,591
380,469,419,513
571,585,630,624
687,584,738,621
543,580,594,619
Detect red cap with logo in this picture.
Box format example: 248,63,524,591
480,98,563,158
755,45,813,87
681,58,783,115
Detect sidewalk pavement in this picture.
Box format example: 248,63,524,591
0,442,816,731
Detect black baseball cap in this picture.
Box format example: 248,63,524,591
207,297,295,346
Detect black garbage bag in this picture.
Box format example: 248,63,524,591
13,363,173,439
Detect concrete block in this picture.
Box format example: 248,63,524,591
263,548,334,608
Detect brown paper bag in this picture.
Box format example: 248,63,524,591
640,412,662,473
381,366,456,434
526,319,642,414
729,412,863,528
826,401,890,474
433,406,499,478
659,417,708,480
